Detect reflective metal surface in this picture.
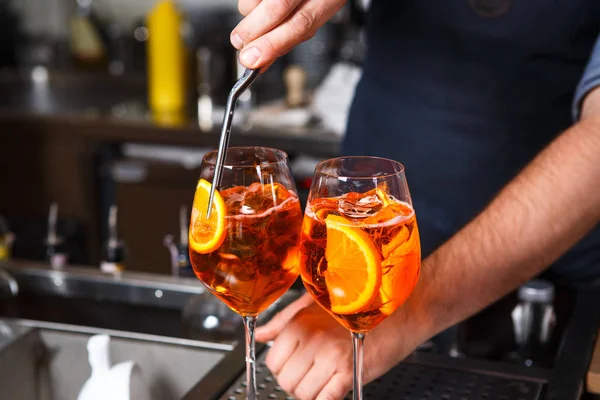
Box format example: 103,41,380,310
0,268,18,297
207,68,259,216
1,260,203,310
3,318,232,352
0,261,301,345
0,319,32,351
0,261,304,399
0,318,227,400
216,350,546,400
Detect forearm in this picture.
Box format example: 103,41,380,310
388,113,600,349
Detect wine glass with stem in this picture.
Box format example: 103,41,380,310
298,156,421,399
189,146,303,399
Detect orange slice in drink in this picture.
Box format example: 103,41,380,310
382,223,419,267
380,225,421,315
324,214,382,315
375,185,391,207
382,226,410,259
281,246,300,272
189,179,227,254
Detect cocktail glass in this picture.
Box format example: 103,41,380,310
189,147,303,400
299,156,421,399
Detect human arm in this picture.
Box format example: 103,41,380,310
255,41,600,399
232,0,347,70
255,91,600,399
399,35,600,342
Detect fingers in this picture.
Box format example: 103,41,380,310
264,326,302,376
266,306,353,400
238,0,262,16
316,373,352,400
291,356,337,399
259,59,277,74
270,329,352,399
237,4,315,69
256,292,313,342
274,340,318,394
236,0,347,69
232,0,304,50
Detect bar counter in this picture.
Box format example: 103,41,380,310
0,261,598,400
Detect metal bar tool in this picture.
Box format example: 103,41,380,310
206,68,259,216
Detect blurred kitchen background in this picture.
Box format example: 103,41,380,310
0,0,367,275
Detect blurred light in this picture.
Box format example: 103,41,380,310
31,66,49,84
358,0,371,10
203,315,219,330
134,26,149,42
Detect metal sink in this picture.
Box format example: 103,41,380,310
0,320,226,400
0,261,302,399
0,261,298,345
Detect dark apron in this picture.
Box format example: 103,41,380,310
344,0,600,285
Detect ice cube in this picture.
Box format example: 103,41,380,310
229,261,257,282
240,205,255,215
226,191,244,206
242,182,273,214
221,186,246,214
338,194,383,219
265,183,292,204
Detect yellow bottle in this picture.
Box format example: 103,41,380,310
147,0,187,126
0,233,14,261
0,240,9,260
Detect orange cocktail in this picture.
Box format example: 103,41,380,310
190,181,301,316
299,189,420,333
298,156,421,400
188,147,302,400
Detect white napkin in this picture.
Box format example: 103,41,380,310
77,335,151,400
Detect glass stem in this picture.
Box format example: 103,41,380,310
352,332,366,400
243,315,258,400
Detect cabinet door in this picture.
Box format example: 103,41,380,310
113,159,199,275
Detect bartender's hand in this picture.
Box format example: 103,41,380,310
256,293,421,400
232,0,347,70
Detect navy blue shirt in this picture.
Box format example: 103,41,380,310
343,0,600,285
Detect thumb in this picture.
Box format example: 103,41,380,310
256,292,314,342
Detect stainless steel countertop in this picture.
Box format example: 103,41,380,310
0,260,302,345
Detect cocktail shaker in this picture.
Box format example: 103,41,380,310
511,279,556,366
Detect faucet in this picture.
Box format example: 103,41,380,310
46,202,68,269
164,205,194,277
100,205,126,274
0,269,18,298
